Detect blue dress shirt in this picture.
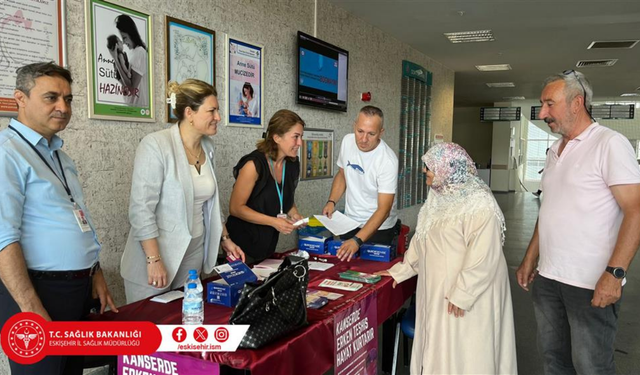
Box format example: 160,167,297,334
0,119,100,270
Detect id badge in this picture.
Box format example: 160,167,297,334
73,209,92,232
277,213,288,219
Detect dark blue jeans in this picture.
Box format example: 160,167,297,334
532,275,620,375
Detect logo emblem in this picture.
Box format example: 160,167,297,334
7,318,45,359
214,327,229,343
171,327,186,343
193,327,208,343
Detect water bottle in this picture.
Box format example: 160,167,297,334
186,269,203,294
182,283,204,325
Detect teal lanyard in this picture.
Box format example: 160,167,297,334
268,158,286,214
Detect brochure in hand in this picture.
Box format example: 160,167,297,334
338,270,381,284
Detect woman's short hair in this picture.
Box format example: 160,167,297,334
115,14,147,50
257,109,305,161
167,79,217,121
242,82,254,98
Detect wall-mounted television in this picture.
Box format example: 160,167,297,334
297,31,349,112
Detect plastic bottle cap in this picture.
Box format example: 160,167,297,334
187,283,197,289
189,270,197,274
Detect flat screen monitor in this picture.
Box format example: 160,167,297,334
297,31,349,112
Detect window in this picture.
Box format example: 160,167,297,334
525,122,557,181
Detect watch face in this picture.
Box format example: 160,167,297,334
613,268,626,278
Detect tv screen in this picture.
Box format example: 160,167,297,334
297,31,349,112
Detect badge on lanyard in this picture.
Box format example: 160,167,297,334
73,205,92,232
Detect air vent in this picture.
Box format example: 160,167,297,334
480,107,521,122
503,96,525,100
588,40,639,49
576,59,618,67
444,30,495,43
590,104,634,120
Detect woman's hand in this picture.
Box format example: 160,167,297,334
272,217,295,235
289,212,307,229
447,301,465,318
374,270,397,288
221,238,246,263
147,260,168,289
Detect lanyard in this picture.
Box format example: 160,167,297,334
9,125,75,204
268,158,286,214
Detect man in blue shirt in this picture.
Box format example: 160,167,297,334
0,62,118,375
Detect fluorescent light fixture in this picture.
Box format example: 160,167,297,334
476,64,512,71
444,30,495,43
486,82,515,88
620,93,640,97
503,96,525,100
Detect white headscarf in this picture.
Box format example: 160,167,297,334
415,142,505,243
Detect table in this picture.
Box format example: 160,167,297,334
99,256,417,375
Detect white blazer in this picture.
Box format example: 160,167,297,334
120,124,223,287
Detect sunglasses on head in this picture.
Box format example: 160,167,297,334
563,69,595,121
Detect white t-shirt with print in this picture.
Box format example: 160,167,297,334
336,133,398,230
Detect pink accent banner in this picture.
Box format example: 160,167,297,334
118,352,220,375
334,292,378,375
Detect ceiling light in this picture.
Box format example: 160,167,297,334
588,40,638,49
620,93,640,97
486,82,515,88
444,30,495,43
476,64,512,71
503,96,525,100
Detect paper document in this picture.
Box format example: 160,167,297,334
150,290,183,303
308,261,334,271
314,211,360,235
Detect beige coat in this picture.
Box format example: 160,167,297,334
120,124,223,290
389,211,517,374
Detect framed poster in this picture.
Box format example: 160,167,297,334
165,16,215,122
85,0,154,122
300,128,334,180
226,36,263,128
0,0,67,116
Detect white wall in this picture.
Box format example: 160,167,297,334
452,106,493,168
0,0,453,323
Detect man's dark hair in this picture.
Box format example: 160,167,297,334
359,105,384,128
16,62,72,96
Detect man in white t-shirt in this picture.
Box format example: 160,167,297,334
322,106,399,262
517,70,640,374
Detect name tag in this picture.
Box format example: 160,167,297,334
73,209,92,232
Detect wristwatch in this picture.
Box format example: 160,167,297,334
352,236,363,247
605,266,627,279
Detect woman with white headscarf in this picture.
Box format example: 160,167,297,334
377,142,517,374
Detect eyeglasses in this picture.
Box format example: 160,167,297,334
563,69,595,121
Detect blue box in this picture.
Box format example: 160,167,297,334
359,243,396,262
327,239,359,258
298,228,333,255
207,260,258,307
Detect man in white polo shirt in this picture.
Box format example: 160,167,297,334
517,70,640,374
322,105,399,262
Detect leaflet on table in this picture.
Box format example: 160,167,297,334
338,270,381,284
313,211,360,235
318,279,363,291
306,293,329,309
307,289,344,300
150,290,184,303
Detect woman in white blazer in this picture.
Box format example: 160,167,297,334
121,79,244,303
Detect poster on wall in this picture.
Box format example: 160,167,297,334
165,16,215,122
226,36,263,128
300,128,334,180
0,0,67,116
85,0,154,122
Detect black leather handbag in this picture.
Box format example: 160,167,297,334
229,255,309,349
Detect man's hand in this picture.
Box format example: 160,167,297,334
92,269,118,315
337,239,359,262
322,202,335,219
516,257,538,291
591,272,622,308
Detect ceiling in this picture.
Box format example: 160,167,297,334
326,0,640,107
